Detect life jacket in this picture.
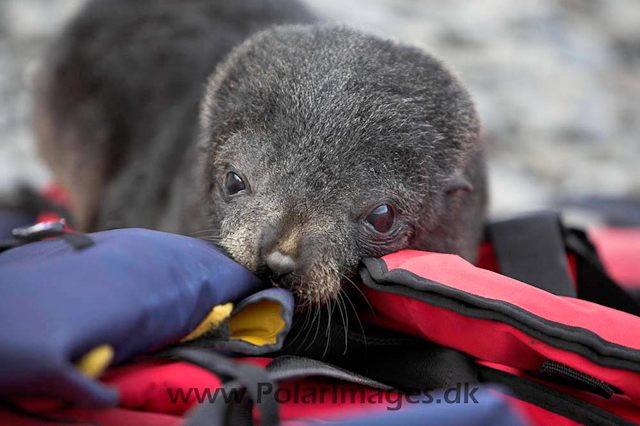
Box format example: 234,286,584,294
1,190,639,426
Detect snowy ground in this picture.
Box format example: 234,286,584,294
1,0,639,217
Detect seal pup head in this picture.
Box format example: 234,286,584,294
198,25,486,307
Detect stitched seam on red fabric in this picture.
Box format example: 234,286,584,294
380,266,640,359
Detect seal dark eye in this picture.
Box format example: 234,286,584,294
365,204,394,233
225,171,246,195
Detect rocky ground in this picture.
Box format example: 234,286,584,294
1,0,639,218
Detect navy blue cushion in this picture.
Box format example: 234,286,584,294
0,228,265,407
0,210,37,240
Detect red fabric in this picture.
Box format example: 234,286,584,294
85,358,394,423
40,184,71,208
36,184,75,232
100,357,272,416
566,253,578,289
589,226,640,288
47,359,402,425
111,359,399,420
364,251,640,403
275,379,401,421
102,359,223,415
475,241,499,272
381,250,640,350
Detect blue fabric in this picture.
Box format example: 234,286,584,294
0,210,36,240
308,388,529,426
0,228,265,407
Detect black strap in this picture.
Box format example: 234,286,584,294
274,310,479,392
564,229,640,316
61,232,95,250
488,212,640,316
266,355,394,391
478,364,635,426
0,220,94,253
488,212,576,297
13,186,75,228
157,347,280,426
528,359,619,399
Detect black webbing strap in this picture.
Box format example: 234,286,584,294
488,212,577,297
266,355,394,391
533,359,619,399
489,212,640,315
478,365,635,426
157,347,280,426
0,220,94,253
564,229,640,317
274,310,480,392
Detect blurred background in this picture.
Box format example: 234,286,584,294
1,0,639,220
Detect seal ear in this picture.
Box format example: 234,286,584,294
445,173,473,194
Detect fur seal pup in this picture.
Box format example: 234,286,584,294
34,0,487,306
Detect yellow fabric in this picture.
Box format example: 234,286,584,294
76,344,114,378
180,299,285,347
75,300,283,380
181,303,234,342
229,300,284,346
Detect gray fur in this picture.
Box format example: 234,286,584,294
34,0,315,231
35,0,487,306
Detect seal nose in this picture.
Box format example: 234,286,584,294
265,251,297,276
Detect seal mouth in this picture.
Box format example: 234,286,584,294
212,232,355,308
262,259,353,310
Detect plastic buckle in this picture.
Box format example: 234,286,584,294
12,219,66,241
